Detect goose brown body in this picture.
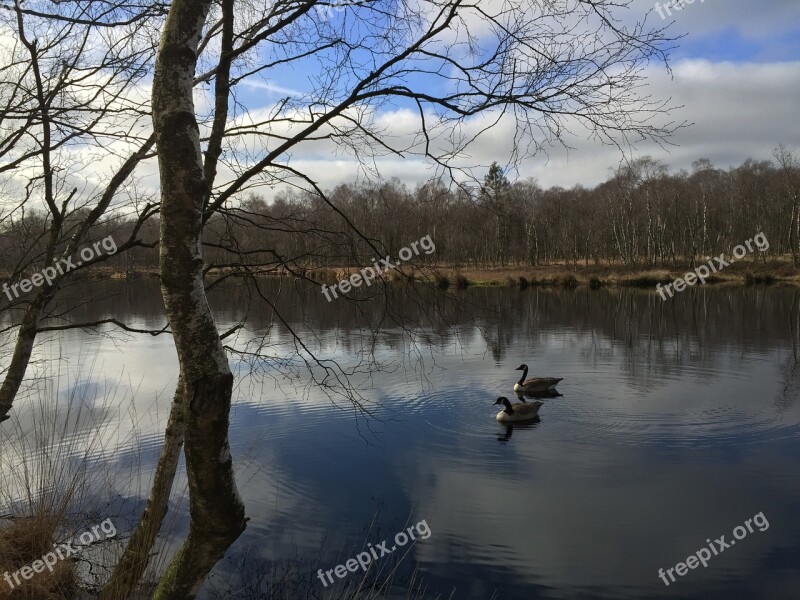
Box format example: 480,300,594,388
494,397,543,423
514,364,562,393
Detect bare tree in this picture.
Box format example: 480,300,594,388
775,145,800,268
0,0,165,422
137,3,247,597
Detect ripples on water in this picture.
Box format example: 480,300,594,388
1,281,799,599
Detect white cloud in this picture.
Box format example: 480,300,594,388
231,0,800,195
244,58,800,193
238,78,308,98
5,2,798,205
631,0,800,40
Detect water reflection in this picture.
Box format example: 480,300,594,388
0,280,798,599
496,420,541,444
516,390,563,400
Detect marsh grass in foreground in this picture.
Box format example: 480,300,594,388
0,515,79,600
206,537,448,600
0,364,164,599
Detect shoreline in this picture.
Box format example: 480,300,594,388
418,260,799,289
3,259,798,290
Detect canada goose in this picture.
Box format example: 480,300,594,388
494,396,543,423
514,364,562,393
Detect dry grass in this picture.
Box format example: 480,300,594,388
0,360,158,599
205,512,447,600
0,516,79,600
614,269,674,287
408,258,800,289
29,256,800,290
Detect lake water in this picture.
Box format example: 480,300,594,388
2,280,799,599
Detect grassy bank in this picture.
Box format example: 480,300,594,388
423,259,799,289
298,258,798,291
4,259,797,291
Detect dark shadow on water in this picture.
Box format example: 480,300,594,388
515,389,563,401
497,418,541,443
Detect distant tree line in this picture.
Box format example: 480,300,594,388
2,150,799,277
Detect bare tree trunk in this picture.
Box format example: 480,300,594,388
790,201,799,268
0,296,48,421
149,2,246,597
789,200,800,269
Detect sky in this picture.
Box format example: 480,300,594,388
238,0,800,193
2,0,799,205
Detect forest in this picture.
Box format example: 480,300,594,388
2,153,798,277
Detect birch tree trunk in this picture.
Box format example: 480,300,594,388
149,2,246,597
0,293,52,422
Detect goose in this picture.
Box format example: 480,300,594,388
494,396,543,423
513,364,562,393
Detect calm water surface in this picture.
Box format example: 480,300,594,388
3,281,800,599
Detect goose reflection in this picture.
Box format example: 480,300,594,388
515,389,563,402
497,419,541,443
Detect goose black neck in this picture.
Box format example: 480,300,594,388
517,365,528,385
502,398,514,414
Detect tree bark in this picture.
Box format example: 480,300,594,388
150,1,246,597
0,294,50,422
